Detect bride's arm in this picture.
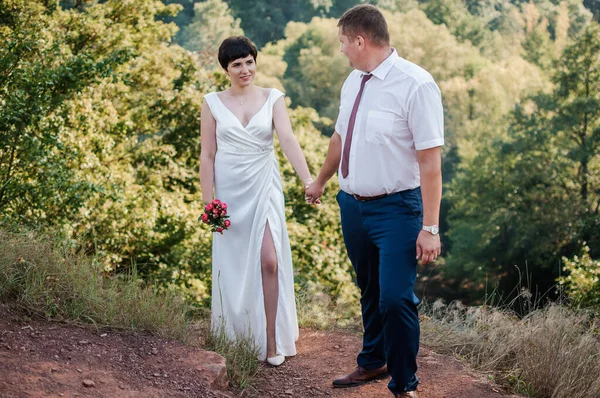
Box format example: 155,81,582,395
200,100,217,204
272,96,313,186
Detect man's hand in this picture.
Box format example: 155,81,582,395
416,231,441,264
305,180,325,205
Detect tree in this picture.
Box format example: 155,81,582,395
179,0,243,69
423,0,494,50
0,0,135,224
0,0,218,300
558,246,600,307
446,23,600,299
552,22,600,248
161,0,196,35
0,0,361,306
224,0,324,47
521,17,556,70
584,0,600,21
282,18,351,124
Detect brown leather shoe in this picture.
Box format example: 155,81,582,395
395,391,419,398
332,365,388,388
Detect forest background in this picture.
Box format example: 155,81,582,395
2,0,600,313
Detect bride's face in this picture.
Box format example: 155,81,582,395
226,54,256,87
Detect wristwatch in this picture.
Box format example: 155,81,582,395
422,225,439,235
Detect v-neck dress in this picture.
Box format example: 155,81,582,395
203,88,298,360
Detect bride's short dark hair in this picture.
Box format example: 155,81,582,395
218,36,258,70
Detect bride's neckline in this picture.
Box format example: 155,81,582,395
215,89,273,129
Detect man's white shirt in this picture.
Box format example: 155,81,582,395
335,48,444,196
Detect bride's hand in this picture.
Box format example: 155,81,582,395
305,180,324,205
303,178,314,189
303,178,321,205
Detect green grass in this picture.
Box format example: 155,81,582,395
0,229,190,339
200,317,262,393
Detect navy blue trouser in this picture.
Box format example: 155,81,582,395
337,188,422,394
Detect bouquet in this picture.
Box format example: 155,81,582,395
200,199,231,234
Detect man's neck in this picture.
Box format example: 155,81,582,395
362,46,393,73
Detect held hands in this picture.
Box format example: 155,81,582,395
416,230,441,265
304,179,324,205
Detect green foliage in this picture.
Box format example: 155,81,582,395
1,0,217,302
423,0,495,49
585,0,600,21
282,18,351,123
421,0,591,61
375,0,419,13
225,0,332,47
446,23,600,299
558,246,600,307
521,19,557,70
3,0,599,310
178,0,243,68
161,0,196,37
0,0,135,225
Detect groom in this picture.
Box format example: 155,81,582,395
305,4,444,398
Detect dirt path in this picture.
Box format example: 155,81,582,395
255,329,520,398
0,306,228,398
0,306,519,398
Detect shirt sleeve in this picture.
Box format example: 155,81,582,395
408,82,444,150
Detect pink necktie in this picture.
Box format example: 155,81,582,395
341,74,372,179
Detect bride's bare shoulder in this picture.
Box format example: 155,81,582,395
254,86,271,96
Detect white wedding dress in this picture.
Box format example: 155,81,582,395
204,88,298,360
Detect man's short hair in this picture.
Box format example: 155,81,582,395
338,4,390,47
218,36,258,70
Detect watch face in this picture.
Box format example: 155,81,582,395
431,225,439,235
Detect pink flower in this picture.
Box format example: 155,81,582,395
221,203,228,209
224,220,231,227
205,203,214,211
221,209,227,216
215,227,223,233
201,214,209,223
212,208,219,215
213,199,221,205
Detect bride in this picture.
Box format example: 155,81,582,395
199,36,314,366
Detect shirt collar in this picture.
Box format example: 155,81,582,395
363,48,398,81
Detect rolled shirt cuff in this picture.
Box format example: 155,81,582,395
415,138,444,151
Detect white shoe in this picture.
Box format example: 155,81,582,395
267,354,285,367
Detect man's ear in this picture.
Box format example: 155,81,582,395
356,35,365,49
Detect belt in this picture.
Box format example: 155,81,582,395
352,193,389,202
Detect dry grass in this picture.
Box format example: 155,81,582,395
0,229,190,339
421,299,600,397
297,279,600,398
6,228,598,397
295,286,362,332
0,228,262,390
